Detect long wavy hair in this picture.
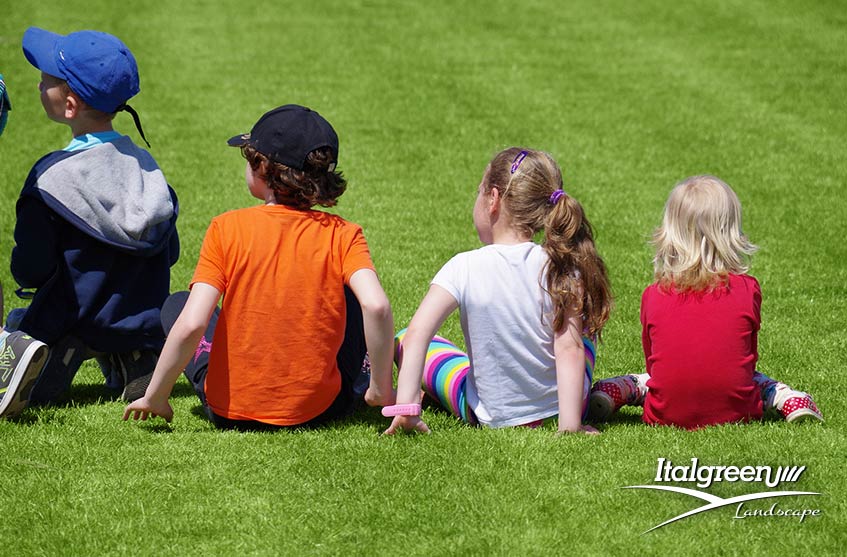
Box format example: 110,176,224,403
485,147,612,337
652,175,757,292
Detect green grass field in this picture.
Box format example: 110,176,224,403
1,1,845,555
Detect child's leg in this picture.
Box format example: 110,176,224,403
394,329,477,425
335,286,369,405
108,349,160,402
4,307,27,332
27,335,94,405
753,371,823,423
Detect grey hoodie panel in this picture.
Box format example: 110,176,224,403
35,136,174,249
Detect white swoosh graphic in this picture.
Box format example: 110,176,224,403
624,485,821,533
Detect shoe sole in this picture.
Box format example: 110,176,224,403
0,342,49,419
588,391,614,421
121,370,153,402
785,408,824,423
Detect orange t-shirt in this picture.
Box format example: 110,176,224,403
190,204,375,425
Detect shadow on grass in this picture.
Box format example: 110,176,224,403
584,408,645,432
7,380,197,426
40,380,196,409
182,400,393,433
135,421,175,433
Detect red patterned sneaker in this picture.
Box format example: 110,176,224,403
773,385,823,423
588,374,648,421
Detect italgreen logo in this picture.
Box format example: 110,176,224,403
626,458,822,532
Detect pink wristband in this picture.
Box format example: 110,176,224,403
381,404,422,417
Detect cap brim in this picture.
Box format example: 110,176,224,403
227,133,251,147
22,27,64,78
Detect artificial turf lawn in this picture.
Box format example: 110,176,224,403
1,1,844,554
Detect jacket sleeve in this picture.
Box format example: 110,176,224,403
167,185,180,266
11,196,58,288
168,225,180,267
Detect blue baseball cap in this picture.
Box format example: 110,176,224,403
22,27,140,113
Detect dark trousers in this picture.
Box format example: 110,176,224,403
5,307,157,404
166,288,367,431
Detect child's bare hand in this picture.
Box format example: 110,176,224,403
383,415,430,435
364,386,396,407
123,396,174,423
557,424,601,435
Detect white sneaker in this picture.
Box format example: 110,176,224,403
772,384,823,423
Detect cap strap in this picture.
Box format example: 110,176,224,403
116,103,151,148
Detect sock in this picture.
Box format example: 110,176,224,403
752,371,780,411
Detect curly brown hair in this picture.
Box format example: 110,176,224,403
242,145,347,209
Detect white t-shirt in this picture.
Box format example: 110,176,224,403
432,242,558,428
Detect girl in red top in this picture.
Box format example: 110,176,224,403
589,175,822,429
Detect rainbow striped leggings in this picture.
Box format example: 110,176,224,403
394,330,596,427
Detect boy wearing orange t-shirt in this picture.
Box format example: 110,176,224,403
123,105,395,429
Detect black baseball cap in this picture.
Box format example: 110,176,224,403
227,104,338,170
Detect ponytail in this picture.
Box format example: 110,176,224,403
543,194,612,337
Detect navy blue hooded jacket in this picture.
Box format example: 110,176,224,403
11,136,179,352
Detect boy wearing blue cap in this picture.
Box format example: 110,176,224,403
1,27,179,416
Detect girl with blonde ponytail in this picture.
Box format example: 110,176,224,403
382,148,612,435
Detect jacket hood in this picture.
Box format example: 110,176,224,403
22,136,177,255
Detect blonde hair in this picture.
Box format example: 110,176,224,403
653,175,757,291
486,147,612,337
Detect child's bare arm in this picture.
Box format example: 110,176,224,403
554,315,599,435
384,284,458,434
123,283,220,422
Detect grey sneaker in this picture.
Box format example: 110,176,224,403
0,331,49,418
111,350,158,402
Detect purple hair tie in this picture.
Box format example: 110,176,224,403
549,189,566,205
510,150,528,174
